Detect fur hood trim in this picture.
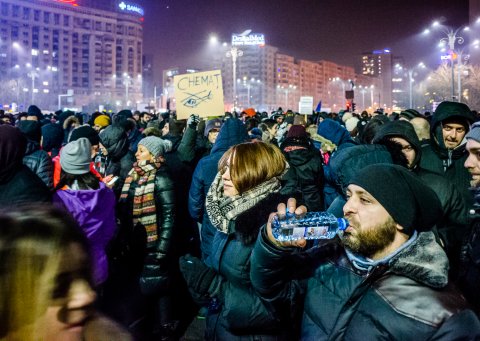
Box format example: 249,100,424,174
389,232,449,288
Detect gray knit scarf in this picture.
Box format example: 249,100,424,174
206,172,281,234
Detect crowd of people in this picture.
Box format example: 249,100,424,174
1,102,480,340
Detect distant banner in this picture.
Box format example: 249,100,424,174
174,70,224,120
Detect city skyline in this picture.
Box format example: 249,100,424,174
142,0,470,79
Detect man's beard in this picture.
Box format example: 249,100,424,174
341,216,397,258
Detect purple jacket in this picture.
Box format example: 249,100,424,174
53,182,117,285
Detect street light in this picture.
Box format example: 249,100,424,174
277,84,296,109
226,46,243,111
27,70,39,104
425,22,467,101
123,72,131,106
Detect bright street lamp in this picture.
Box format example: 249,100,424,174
226,46,243,111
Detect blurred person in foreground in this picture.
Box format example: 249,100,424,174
0,205,131,341
251,164,480,340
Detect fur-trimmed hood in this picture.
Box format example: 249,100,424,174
389,232,449,288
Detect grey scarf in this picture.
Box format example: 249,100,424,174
206,172,281,234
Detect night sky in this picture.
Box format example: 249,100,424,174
141,0,469,80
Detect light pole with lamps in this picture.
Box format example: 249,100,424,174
425,21,468,101
226,47,243,111
27,70,39,104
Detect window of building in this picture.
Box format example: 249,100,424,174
64,15,69,26
23,7,30,20
12,5,19,17
44,12,50,24
34,10,40,21
54,13,60,25
1,3,8,16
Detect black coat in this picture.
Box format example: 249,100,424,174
206,192,296,340
23,140,53,189
0,165,51,205
251,231,480,340
280,137,324,212
117,166,175,295
419,108,476,206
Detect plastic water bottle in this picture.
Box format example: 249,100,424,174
272,212,348,242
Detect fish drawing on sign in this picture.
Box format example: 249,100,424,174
181,90,213,108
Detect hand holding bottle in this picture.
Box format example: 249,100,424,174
266,198,308,248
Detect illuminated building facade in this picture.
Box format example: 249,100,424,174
361,49,393,109
1,0,144,110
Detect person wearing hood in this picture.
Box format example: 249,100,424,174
251,164,480,340
0,125,51,205
280,125,324,211
316,119,356,209
188,118,249,266
373,120,470,278
419,101,476,206
17,120,54,189
98,125,135,197
53,138,117,287
41,122,64,158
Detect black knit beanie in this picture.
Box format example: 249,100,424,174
349,164,441,234
69,125,100,146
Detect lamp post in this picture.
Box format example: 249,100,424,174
370,85,375,109
226,46,243,111
426,22,467,101
123,72,131,106
27,70,39,104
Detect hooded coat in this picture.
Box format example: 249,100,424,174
419,103,476,206
251,231,480,340
0,125,50,205
316,119,356,209
280,136,324,211
188,118,249,265
373,120,470,275
53,182,117,284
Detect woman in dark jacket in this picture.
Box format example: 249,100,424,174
180,141,295,340
117,136,176,340
98,125,135,196
280,125,324,211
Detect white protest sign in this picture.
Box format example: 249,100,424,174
298,96,314,115
174,70,224,119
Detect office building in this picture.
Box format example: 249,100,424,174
1,0,144,110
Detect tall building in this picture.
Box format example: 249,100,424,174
361,49,393,109
0,0,144,111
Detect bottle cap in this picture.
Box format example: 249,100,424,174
337,218,349,231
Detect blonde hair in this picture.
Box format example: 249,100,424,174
218,141,286,194
0,206,90,341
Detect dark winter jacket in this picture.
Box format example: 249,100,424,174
99,126,135,196
419,106,476,206
188,118,249,265
118,166,175,294
373,120,470,273
251,231,480,340
0,165,51,205
23,140,54,189
317,120,356,209
280,136,324,211
206,192,295,340
458,186,480,315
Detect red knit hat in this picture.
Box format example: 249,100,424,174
287,125,307,138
